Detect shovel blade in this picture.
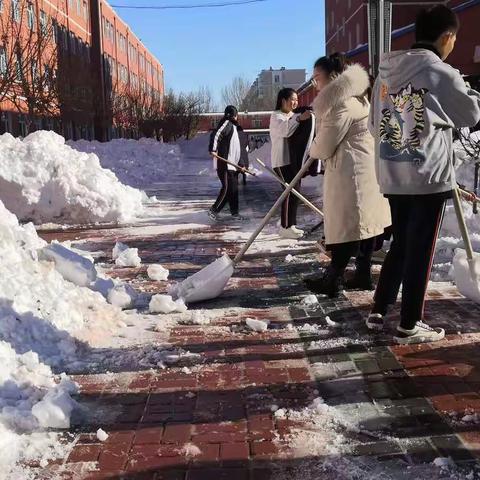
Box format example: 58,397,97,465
453,249,480,304
170,254,234,304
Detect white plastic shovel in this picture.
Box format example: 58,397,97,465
171,156,317,304
452,188,480,303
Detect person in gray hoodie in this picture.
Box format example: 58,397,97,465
367,5,480,344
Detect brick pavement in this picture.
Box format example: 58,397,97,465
37,172,480,479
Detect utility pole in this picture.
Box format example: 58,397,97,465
367,0,392,78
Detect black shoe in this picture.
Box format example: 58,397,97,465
208,209,219,221
231,214,249,222
304,269,343,298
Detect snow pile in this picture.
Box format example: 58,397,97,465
107,284,138,309
147,264,169,281
0,199,132,474
70,137,188,187
0,131,144,224
149,295,188,314
96,429,109,442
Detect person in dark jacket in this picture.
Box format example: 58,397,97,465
208,105,247,221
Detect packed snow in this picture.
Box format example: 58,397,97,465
245,318,270,332
0,131,145,224
114,247,142,268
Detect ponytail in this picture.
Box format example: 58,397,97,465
313,52,348,77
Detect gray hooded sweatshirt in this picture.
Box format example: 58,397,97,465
369,48,480,195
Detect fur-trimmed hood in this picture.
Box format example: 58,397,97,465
313,64,370,115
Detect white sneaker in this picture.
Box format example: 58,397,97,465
394,321,445,345
279,227,303,239
291,225,305,235
366,313,385,331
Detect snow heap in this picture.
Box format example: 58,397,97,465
70,137,186,187
0,199,127,474
0,131,145,224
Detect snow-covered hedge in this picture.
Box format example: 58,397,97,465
0,131,144,224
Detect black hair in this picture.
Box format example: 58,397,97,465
224,105,238,119
313,52,348,77
415,5,459,43
275,88,297,111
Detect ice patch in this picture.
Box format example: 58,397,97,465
96,429,109,442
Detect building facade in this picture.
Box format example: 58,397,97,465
244,67,306,110
298,0,480,105
0,0,164,140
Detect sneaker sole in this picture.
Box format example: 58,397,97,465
393,329,445,345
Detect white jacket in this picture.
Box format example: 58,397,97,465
269,111,300,168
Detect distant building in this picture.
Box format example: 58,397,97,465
244,67,306,110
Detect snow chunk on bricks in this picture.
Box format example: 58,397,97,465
149,294,188,314
115,248,141,268
147,264,169,281
0,131,144,224
246,318,269,332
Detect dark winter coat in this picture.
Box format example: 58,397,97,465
289,106,318,175
237,125,249,169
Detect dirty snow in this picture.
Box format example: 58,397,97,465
147,264,170,281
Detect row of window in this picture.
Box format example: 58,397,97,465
68,0,89,20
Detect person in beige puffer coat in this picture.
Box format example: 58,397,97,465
305,53,391,298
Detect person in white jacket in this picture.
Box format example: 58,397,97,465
269,88,312,239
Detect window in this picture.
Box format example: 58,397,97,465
18,114,27,137
348,31,352,51
274,74,280,83
0,47,6,75
15,51,22,81
0,1,3,13
356,22,361,46
342,16,345,37
27,3,35,30
77,0,81,14
31,61,38,81
330,11,334,31
11,0,20,22
83,1,87,19
40,10,48,35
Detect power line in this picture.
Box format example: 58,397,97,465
110,0,269,9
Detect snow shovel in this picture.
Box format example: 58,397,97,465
452,188,480,303
254,158,324,219
213,153,257,176
171,156,317,304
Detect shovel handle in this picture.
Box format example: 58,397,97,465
213,153,256,176
453,188,475,261
255,158,324,218
233,156,317,265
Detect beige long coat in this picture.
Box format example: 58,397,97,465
310,64,391,245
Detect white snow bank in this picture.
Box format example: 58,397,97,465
0,199,129,474
107,284,138,309
70,137,189,187
149,295,188,314
147,264,169,281
0,131,144,224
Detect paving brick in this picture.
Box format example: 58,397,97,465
163,424,192,444
67,445,102,463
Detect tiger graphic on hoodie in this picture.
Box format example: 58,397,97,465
379,83,428,163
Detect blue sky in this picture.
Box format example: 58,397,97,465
111,0,326,104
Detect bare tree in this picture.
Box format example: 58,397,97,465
0,1,61,133
221,76,250,110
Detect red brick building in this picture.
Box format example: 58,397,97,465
0,0,164,140
299,0,480,105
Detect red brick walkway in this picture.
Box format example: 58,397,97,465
38,175,480,479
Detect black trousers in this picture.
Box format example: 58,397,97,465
373,195,447,330
274,164,301,228
212,168,239,215
329,237,376,274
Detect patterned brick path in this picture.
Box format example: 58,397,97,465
38,170,480,479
